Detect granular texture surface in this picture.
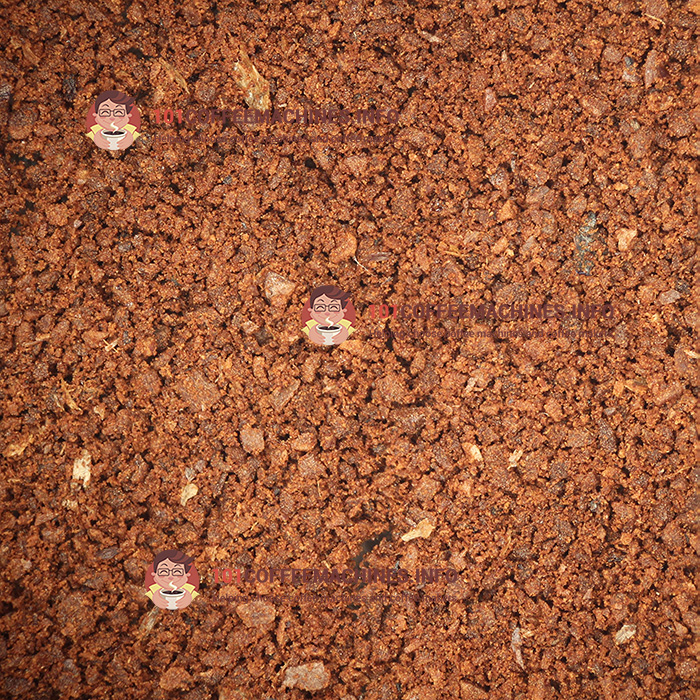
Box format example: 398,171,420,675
1,1,698,699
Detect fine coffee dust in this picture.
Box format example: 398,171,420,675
1,1,697,699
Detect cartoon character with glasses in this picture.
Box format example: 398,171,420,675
145,550,200,610
302,285,356,346
86,90,141,151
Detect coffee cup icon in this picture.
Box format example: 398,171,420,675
316,324,342,345
101,129,127,150
159,589,186,609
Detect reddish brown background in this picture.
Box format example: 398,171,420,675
0,0,697,699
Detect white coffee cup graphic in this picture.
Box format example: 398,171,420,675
101,129,127,150
160,589,185,609
316,325,342,345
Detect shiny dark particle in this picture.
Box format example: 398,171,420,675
0,84,11,102
574,212,598,275
62,75,76,103
97,546,119,560
353,529,392,567
675,279,689,294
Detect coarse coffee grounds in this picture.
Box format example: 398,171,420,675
1,0,698,699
